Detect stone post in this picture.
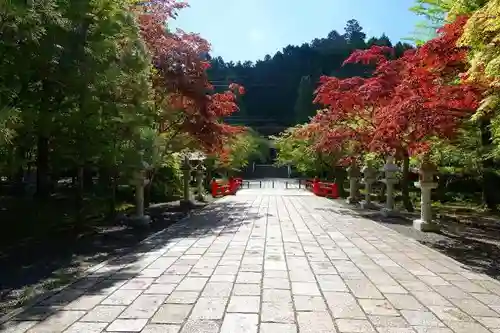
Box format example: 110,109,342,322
346,162,361,204
195,166,205,201
131,168,151,226
413,157,439,232
381,156,399,217
360,164,377,209
180,154,191,208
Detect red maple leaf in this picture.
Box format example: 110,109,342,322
135,0,244,152
309,15,484,161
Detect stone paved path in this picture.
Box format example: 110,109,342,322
2,190,500,333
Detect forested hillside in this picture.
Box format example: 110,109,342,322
207,19,413,132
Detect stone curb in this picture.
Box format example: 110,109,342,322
0,198,222,325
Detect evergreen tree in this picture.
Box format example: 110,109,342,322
294,76,315,124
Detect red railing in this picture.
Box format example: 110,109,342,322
233,177,243,188
307,177,339,198
211,177,243,198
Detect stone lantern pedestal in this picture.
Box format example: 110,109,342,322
180,155,191,208
360,164,376,209
346,163,361,205
413,157,439,232
180,151,206,210
381,156,399,217
129,165,152,227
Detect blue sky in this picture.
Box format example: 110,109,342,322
171,0,422,62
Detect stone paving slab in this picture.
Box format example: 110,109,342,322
2,192,500,333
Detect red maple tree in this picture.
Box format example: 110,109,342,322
309,16,482,160
135,0,244,152
309,75,379,163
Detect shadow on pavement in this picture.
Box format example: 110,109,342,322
420,231,500,280
315,203,500,281
0,199,263,328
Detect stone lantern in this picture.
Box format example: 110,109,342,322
413,156,439,232
180,151,206,209
346,162,361,204
360,164,377,209
195,164,207,201
381,156,399,217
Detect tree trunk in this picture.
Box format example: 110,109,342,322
107,168,117,220
98,167,110,188
334,167,347,198
36,135,50,199
144,172,155,209
144,183,152,209
13,166,24,195
480,118,498,211
436,174,448,203
401,153,414,212
75,166,85,229
98,166,112,214
9,145,25,195
83,165,93,190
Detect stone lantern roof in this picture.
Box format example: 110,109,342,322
186,151,206,161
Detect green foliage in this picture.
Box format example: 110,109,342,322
447,0,490,17
212,129,269,173
410,0,452,25
457,0,500,118
362,152,384,170
0,107,20,145
273,125,338,176
408,0,455,44
294,76,315,124
248,130,272,163
0,0,154,166
150,154,183,201
0,0,154,172
428,125,483,175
